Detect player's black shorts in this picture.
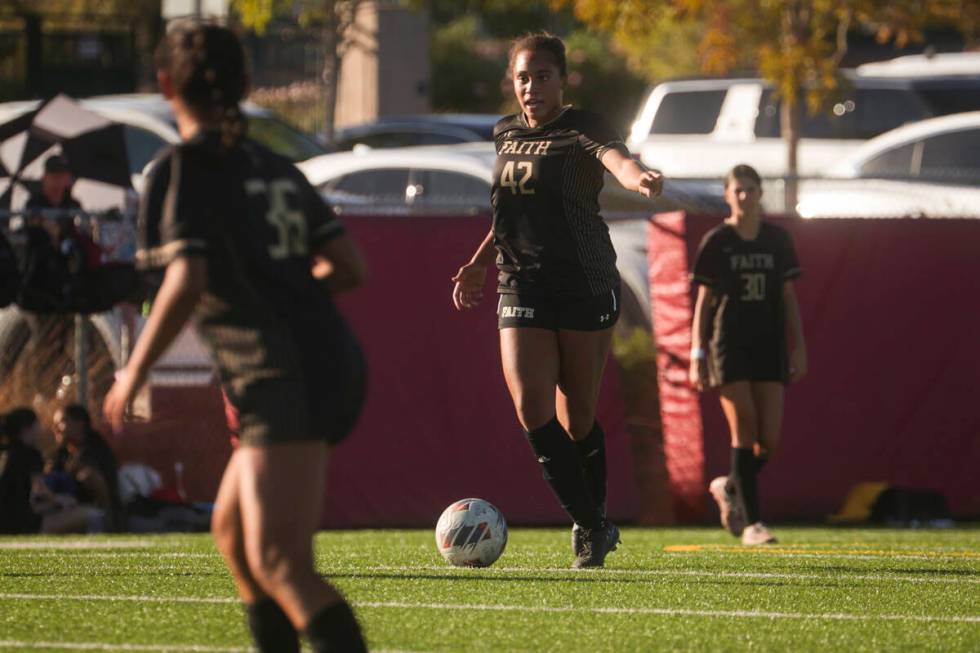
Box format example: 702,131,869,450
497,286,620,331
228,333,367,447
708,340,788,387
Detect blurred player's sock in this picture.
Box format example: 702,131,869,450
245,598,299,653
731,447,761,525
574,420,607,512
304,601,366,653
526,416,603,529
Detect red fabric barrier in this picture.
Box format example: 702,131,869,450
651,212,980,521
121,216,638,527
647,212,705,521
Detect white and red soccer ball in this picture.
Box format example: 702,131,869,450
435,498,508,567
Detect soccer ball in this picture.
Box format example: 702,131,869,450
435,498,507,567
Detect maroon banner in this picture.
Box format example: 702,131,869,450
120,216,640,527
651,213,980,521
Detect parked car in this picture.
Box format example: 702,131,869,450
326,114,499,152
0,93,327,180
796,111,980,218
627,66,980,178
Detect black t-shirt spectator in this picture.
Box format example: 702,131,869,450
0,440,44,534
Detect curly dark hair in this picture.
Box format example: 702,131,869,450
508,32,567,78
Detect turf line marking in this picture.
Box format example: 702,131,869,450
663,544,980,560
356,601,980,624
0,540,162,550
0,641,251,652
337,564,980,585
0,593,237,604
2,593,976,624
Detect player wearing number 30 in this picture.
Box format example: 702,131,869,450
689,164,807,547
452,33,662,569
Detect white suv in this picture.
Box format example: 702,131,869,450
628,67,980,178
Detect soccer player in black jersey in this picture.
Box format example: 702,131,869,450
451,33,662,568
689,164,807,546
103,22,368,653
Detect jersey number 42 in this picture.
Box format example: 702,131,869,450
500,161,535,195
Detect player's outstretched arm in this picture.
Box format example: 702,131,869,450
783,281,807,383
689,284,713,391
312,233,367,294
452,229,495,311
104,255,207,432
601,148,663,199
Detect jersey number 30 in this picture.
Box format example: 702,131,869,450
740,273,766,301
245,179,308,260
500,161,535,195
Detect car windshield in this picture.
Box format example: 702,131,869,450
246,115,326,162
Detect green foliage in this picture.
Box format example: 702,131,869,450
562,30,651,131
430,16,508,113
430,15,648,126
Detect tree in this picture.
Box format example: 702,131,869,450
1,0,162,96
234,0,366,141
554,0,979,212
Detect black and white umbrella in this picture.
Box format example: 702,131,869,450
0,93,132,213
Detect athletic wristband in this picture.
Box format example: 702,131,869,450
690,347,706,360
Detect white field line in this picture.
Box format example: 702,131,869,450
0,593,977,624
0,641,251,652
0,642,418,653
354,601,980,624
335,564,980,585
0,540,163,550
1,555,976,584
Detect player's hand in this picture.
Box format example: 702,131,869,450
637,169,663,199
689,358,708,391
789,347,808,383
451,262,488,310
103,368,143,435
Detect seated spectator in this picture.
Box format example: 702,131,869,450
48,404,122,531
0,406,97,534
0,408,45,534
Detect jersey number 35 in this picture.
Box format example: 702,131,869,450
245,178,308,260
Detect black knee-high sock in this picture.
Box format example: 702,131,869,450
731,447,761,525
245,598,299,653
304,601,366,653
526,416,603,529
574,421,607,516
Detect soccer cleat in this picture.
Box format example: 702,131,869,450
572,521,620,569
741,522,778,545
571,501,606,557
709,476,746,537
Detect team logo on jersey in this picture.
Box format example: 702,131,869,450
501,306,535,319
729,253,775,270
498,140,552,156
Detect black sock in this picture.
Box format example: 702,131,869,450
526,416,603,529
304,601,366,653
574,421,607,516
245,598,299,653
755,453,768,475
731,447,760,525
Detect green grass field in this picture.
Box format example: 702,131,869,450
1,526,978,652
